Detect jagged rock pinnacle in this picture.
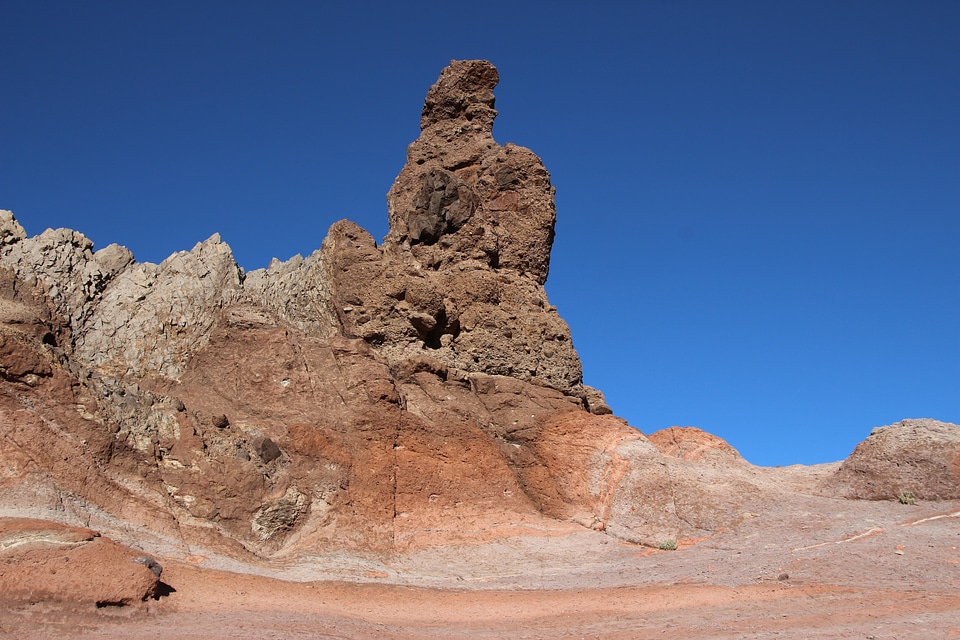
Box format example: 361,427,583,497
386,60,557,286
420,59,499,134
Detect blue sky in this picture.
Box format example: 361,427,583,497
2,1,957,465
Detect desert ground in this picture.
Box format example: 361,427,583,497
3,464,958,639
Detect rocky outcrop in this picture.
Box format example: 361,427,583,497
648,427,747,464
385,60,556,284
377,60,575,389
0,61,605,559
244,60,581,393
0,518,162,606
0,216,241,383
2,61,948,570
602,427,762,546
0,60,581,398
822,419,960,501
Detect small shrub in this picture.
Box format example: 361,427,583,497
897,491,916,505
658,539,678,551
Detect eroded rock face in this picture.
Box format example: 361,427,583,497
0,60,599,558
1,61,947,568
386,60,556,282
647,427,747,464
0,519,162,606
234,61,579,393
0,216,241,383
822,419,960,501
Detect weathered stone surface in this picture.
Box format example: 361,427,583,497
74,234,242,381
308,60,581,393
0,518,161,606
243,249,339,339
0,214,241,382
581,385,613,415
0,63,800,561
210,61,580,392
647,426,746,464
0,62,951,580
237,62,579,393
822,418,960,500
606,442,764,546
0,324,181,540
385,60,556,284
0,211,26,247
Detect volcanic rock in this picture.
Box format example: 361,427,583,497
822,418,960,500
241,61,580,393
648,426,746,464
0,60,949,573
385,60,556,283
0,518,161,606
0,60,598,558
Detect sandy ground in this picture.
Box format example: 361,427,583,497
7,575,958,640
3,484,959,639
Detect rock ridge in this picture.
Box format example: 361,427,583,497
0,61,955,570
0,61,616,559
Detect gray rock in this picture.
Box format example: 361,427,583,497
251,487,307,541
0,210,27,246
131,555,163,578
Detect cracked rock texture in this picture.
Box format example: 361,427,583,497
821,418,960,500
0,61,650,560
0,518,162,606
0,62,956,572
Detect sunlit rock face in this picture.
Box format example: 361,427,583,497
821,418,960,500
0,61,614,560
5,62,946,569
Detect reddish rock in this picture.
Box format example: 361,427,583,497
386,60,556,284
0,518,161,606
0,58,830,565
647,426,746,463
319,59,581,392
0,61,955,596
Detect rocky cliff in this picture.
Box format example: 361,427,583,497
0,61,956,569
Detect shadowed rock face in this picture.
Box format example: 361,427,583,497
0,62,954,569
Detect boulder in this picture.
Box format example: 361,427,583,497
0,518,161,606
822,418,960,500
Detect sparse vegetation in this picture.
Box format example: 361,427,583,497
658,539,678,551
897,491,916,505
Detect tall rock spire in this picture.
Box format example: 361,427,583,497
385,60,557,286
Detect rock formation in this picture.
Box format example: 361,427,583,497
821,418,960,500
0,61,651,561
0,518,163,606
0,60,956,579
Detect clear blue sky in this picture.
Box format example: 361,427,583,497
2,1,957,465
